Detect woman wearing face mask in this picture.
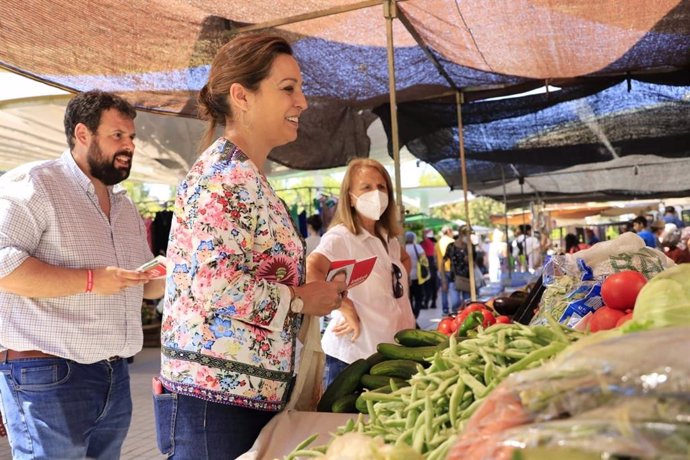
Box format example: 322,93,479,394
307,159,416,386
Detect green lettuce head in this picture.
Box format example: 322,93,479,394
632,264,690,329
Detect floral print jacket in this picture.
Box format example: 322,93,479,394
160,138,304,412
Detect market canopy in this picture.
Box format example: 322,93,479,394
1,1,689,201
404,213,454,232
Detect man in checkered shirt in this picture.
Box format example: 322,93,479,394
0,91,165,459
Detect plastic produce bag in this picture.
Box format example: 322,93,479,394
531,233,674,327
563,232,673,279
531,256,603,327
448,326,690,460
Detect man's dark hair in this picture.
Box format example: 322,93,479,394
632,216,648,227
64,91,136,150
665,206,676,214
307,214,323,233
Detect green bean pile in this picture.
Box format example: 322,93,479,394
286,320,582,460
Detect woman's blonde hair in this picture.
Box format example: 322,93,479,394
330,158,402,238
196,33,293,152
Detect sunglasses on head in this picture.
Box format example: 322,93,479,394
391,263,404,299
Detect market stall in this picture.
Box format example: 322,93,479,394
262,234,690,459
2,3,690,459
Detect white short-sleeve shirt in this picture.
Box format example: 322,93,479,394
313,224,416,364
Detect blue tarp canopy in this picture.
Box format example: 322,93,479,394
1,1,689,203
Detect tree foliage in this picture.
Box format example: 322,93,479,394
269,176,341,215
120,180,175,217
431,196,505,228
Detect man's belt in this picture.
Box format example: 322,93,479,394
0,350,122,362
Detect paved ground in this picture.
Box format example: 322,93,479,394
0,306,444,459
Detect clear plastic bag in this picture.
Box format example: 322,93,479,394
448,326,690,460
531,256,602,327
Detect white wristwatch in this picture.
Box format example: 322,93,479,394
288,286,304,313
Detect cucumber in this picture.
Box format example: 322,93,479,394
370,359,421,380
376,342,447,363
317,358,370,412
331,393,359,413
394,329,448,347
365,351,387,367
360,373,406,390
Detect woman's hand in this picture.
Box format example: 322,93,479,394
294,280,347,316
331,297,361,341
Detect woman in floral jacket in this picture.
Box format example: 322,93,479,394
155,34,345,459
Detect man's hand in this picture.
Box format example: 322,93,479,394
92,267,155,295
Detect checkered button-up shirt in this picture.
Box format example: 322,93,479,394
0,150,153,364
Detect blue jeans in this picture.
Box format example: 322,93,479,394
153,390,276,459
0,357,131,460
325,355,349,388
442,271,465,313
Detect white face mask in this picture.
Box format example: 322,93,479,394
352,190,389,221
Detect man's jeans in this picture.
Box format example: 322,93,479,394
0,357,131,460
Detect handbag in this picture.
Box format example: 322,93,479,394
454,275,471,292
413,244,430,284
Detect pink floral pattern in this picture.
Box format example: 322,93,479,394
160,138,305,411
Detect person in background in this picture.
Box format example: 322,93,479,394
565,233,589,254
632,216,657,248
157,34,345,459
308,158,415,387
472,233,488,275
488,229,507,283
679,227,690,251
0,91,165,459
511,225,526,272
404,231,426,318
305,213,323,255
514,224,541,273
443,226,471,312
436,225,455,315
585,228,600,246
660,225,690,264
662,205,684,228
650,220,666,249
420,228,438,309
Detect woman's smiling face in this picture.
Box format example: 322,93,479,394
245,53,308,151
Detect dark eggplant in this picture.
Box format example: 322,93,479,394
492,296,523,316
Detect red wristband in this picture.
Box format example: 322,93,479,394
85,269,94,293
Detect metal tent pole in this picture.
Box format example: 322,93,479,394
384,0,404,228
455,91,476,301
501,166,512,284
230,0,390,34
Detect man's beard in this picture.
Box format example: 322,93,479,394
87,140,132,186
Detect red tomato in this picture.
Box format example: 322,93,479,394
615,311,634,328
495,315,511,324
601,271,647,311
480,309,496,328
590,306,625,332
464,303,487,313
437,317,454,335
450,318,460,333
454,311,468,326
